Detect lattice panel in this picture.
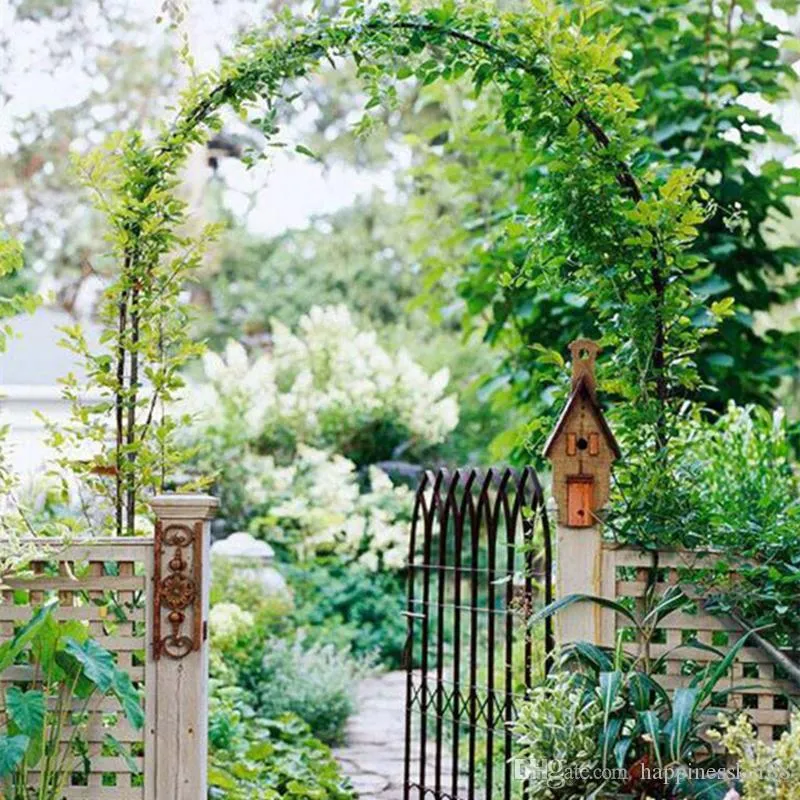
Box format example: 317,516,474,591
0,540,153,800
600,544,799,744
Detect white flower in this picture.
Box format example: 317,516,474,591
359,551,379,571
209,602,254,641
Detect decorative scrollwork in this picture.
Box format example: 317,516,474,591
161,573,196,610
153,521,203,661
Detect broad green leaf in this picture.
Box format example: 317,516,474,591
0,600,58,672
6,688,45,738
112,668,145,730
0,735,29,778
64,638,116,693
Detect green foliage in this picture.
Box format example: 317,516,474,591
186,307,458,479
252,635,368,745
636,404,800,648
288,563,408,668
409,0,799,437
208,684,354,800
0,601,143,799
49,136,216,535
517,635,746,799
76,0,730,538
197,199,422,346
716,712,800,799
514,670,606,799
208,574,293,691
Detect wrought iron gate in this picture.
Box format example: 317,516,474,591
402,468,550,800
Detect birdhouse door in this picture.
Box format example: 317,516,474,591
567,475,594,527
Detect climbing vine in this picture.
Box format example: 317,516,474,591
63,0,721,535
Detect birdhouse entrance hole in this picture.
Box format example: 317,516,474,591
567,475,594,528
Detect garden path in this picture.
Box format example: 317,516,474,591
335,670,464,800
334,670,408,800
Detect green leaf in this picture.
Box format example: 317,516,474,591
530,593,639,629
0,599,58,672
0,735,29,778
638,710,663,769
6,688,45,738
294,144,320,161
103,734,141,775
599,671,623,768
561,641,614,672
666,687,698,762
112,668,145,729
63,638,116,692
694,629,757,707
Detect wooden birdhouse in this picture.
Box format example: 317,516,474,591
543,339,621,528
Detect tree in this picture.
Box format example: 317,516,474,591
405,0,800,451
55,0,722,541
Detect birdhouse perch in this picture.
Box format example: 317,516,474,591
543,339,620,528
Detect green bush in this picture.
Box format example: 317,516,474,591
209,559,294,690
253,635,369,745
209,683,354,800
289,564,408,669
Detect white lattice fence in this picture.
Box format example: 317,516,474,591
598,544,799,744
0,540,152,799
0,493,217,800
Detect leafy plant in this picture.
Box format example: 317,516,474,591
0,600,144,799
714,712,800,799
208,683,354,800
528,588,761,798
252,635,369,746
185,305,459,472
514,669,606,799
288,563,408,669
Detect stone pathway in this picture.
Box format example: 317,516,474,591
334,670,408,800
334,670,469,800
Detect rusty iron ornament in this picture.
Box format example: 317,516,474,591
152,521,203,660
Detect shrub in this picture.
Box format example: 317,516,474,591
246,446,412,568
514,671,606,799
716,712,800,799
209,559,293,690
289,563,408,669
253,635,369,745
208,683,354,800
186,304,458,467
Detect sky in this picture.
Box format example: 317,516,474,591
1,0,798,243
0,0,398,239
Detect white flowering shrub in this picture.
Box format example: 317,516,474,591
188,305,459,464
246,445,412,570
209,602,255,644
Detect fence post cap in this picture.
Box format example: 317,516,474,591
149,492,219,520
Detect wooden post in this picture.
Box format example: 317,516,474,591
543,340,620,649
149,493,218,800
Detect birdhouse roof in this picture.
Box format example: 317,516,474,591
542,376,622,460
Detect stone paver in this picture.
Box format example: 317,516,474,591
334,671,408,800
334,671,468,800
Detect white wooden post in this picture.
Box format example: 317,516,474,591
554,517,605,645
543,340,620,652
149,493,218,800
